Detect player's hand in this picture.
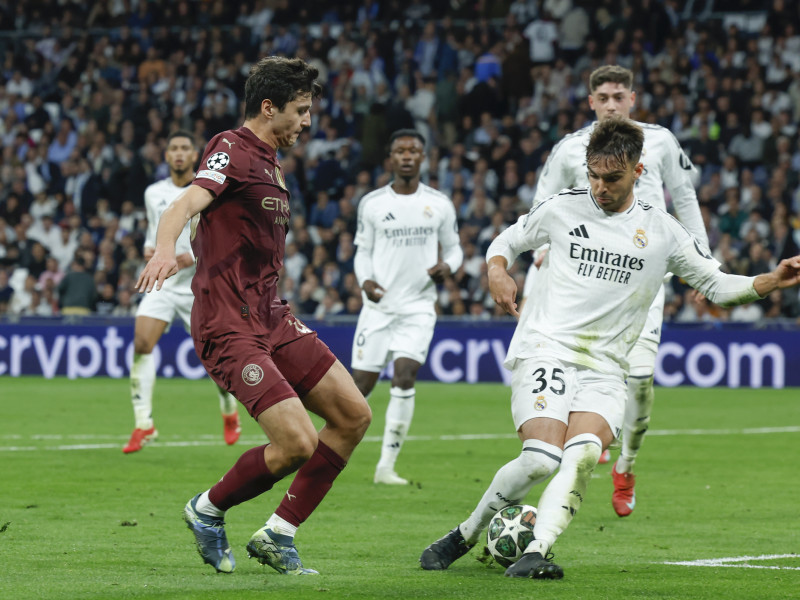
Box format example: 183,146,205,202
488,264,519,318
689,289,706,307
775,255,800,288
176,252,194,269
427,262,451,283
363,280,386,303
533,247,549,269
136,250,178,293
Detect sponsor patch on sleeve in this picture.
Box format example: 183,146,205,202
197,169,226,184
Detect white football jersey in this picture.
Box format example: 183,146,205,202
355,183,461,314
144,177,195,292
534,121,708,245
489,189,760,377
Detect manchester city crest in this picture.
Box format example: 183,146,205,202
242,364,264,386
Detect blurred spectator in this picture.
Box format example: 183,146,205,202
58,257,97,315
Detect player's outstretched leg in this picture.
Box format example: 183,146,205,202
420,527,475,570
504,552,564,579
182,494,235,573
247,526,318,575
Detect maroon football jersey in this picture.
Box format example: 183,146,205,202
190,126,292,339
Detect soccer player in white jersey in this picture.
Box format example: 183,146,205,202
351,129,463,485
523,65,709,516
420,117,800,578
123,131,241,453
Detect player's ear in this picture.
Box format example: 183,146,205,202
629,90,636,109
262,99,274,119
633,161,644,179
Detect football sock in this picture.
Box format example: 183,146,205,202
208,444,280,511
195,490,224,517
130,353,155,429
274,440,346,527
376,387,415,472
264,513,298,538
618,375,655,474
528,433,602,555
215,384,238,415
460,439,562,545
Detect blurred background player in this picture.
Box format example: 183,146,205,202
351,129,463,485
521,65,709,516
421,117,800,579
124,130,240,454
137,56,371,576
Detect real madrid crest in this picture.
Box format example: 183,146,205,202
423,206,433,218
633,228,648,248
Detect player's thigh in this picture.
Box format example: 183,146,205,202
570,368,627,443
302,358,370,428
511,355,578,443
135,290,178,351
388,311,436,365
351,305,393,372
195,334,298,420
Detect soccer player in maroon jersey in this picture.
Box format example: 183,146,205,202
136,56,372,576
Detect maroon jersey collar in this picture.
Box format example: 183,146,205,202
236,126,278,161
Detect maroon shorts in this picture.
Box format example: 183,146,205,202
195,326,337,419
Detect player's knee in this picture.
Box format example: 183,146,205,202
351,371,377,397
519,440,562,481
391,373,416,390
281,435,318,470
133,333,155,355
562,433,603,474
349,400,373,440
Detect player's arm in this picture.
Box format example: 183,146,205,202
662,131,709,247
353,197,385,301
137,185,213,292
486,203,551,317
143,189,157,261
669,226,800,306
428,202,463,283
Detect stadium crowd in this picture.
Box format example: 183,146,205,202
0,0,799,324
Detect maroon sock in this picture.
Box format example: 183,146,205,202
208,444,280,511
275,440,346,526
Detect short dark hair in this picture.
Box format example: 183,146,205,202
167,130,195,146
244,56,322,118
589,65,634,92
586,116,643,169
388,128,425,151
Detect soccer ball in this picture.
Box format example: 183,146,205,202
486,504,537,567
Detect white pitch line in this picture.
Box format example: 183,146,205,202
0,426,798,452
663,554,800,570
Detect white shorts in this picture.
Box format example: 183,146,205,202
351,304,436,372
510,354,626,439
136,287,194,333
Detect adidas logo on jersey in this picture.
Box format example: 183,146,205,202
382,212,396,222
569,224,590,238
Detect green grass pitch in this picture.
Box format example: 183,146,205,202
1,378,798,599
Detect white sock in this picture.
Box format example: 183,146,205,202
376,387,415,472
195,490,224,517
459,439,562,545
618,375,654,473
130,353,155,430
528,433,602,555
216,384,238,415
266,513,297,538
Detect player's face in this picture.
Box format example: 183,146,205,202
271,93,313,148
165,136,197,175
588,83,635,121
586,157,643,213
389,136,424,179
